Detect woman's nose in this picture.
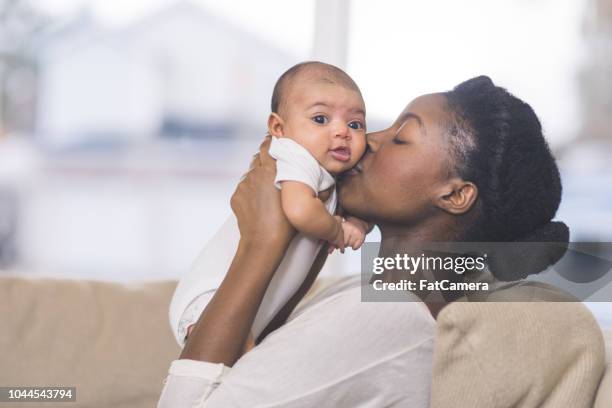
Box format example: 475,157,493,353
366,130,384,152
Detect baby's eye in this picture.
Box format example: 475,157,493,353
348,121,364,130
312,115,328,124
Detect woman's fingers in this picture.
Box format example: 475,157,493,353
241,152,261,182
243,134,270,175
240,136,271,182
258,135,275,167
249,153,259,170
250,152,262,170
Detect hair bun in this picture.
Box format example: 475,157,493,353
515,221,569,243
486,221,570,280
453,75,496,96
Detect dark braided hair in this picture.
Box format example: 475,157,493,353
444,76,569,279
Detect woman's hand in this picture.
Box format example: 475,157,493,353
231,136,296,248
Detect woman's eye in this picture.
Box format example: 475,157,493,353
393,137,406,145
312,115,328,124
348,121,364,130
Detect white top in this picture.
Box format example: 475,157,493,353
268,136,336,194
158,275,436,408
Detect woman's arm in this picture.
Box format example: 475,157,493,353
179,136,296,366
256,242,329,343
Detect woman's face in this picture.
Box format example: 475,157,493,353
338,93,455,226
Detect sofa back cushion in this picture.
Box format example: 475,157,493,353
0,275,181,408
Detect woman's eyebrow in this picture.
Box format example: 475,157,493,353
398,112,426,135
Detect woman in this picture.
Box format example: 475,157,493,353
157,76,597,407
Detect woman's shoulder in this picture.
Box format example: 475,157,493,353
432,298,605,408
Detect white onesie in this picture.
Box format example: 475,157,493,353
168,137,337,346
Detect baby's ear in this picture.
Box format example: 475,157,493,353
267,113,285,137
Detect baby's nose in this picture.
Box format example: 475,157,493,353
333,123,351,139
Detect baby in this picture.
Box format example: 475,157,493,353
267,61,370,252
169,62,370,348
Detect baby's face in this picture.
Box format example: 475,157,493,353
280,81,366,175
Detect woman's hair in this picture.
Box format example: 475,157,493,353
444,76,569,279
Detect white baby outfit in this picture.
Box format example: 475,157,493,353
168,137,337,345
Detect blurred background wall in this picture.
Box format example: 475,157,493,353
0,0,609,323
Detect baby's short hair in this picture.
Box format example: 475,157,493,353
270,61,362,114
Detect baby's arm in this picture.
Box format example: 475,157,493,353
279,181,344,250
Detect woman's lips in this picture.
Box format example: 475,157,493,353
330,146,351,162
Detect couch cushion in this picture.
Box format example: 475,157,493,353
594,328,612,408
0,275,181,408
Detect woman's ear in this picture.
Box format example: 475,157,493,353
268,113,285,137
435,178,478,215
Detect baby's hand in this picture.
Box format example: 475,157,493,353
341,218,367,250
327,215,345,254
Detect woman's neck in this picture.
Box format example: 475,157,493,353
377,220,461,319
378,219,460,255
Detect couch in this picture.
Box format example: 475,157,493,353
0,275,610,408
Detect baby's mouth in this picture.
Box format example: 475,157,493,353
330,146,351,162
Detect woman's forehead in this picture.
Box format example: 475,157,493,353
396,93,449,132
402,93,447,118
